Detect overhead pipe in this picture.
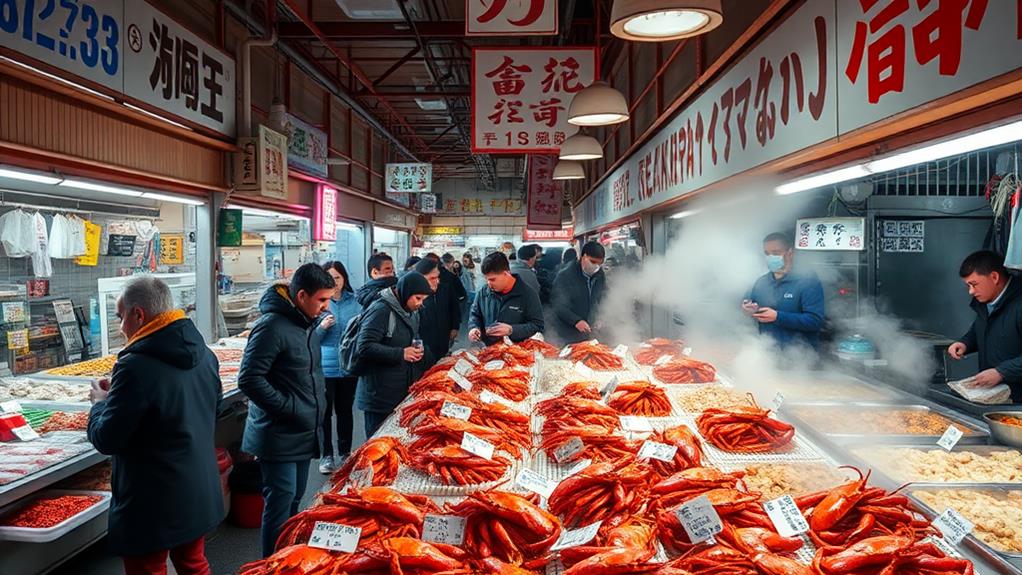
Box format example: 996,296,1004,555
239,0,276,139
224,0,420,161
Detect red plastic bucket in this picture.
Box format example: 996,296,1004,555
230,492,264,528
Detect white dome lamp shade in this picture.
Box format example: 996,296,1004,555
568,81,630,127
559,133,604,161
552,160,586,180
611,0,724,42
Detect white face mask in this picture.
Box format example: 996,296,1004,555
581,259,601,275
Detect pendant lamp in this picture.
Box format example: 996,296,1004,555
568,81,629,126
552,160,586,180
610,0,724,42
559,133,604,161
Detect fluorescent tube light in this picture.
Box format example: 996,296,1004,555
141,192,206,205
59,178,144,197
669,209,702,219
866,120,1022,174
775,165,871,196
0,167,63,185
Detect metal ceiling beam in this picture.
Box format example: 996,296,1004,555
277,21,463,39
362,90,469,97
371,47,421,87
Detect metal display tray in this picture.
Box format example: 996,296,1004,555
907,483,1022,567
780,401,989,445
845,444,1022,485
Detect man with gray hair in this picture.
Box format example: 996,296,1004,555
88,276,223,575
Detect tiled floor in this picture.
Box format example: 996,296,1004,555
50,403,368,575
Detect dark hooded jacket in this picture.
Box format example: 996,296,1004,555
961,277,1022,401
87,317,223,555
551,261,607,344
238,285,325,462
355,286,430,413
415,264,466,360
356,275,398,308
470,274,545,345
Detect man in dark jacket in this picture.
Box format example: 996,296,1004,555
469,252,544,345
552,241,607,345
415,256,463,360
948,250,1022,401
509,244,542,295
88,277,222,575
238,264,335,558
355,272,434,436
355,253,396,308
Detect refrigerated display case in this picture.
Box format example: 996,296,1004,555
96,273,196,355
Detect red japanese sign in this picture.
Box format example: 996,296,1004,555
527,155,564,229
314,186,337,241
466,0,558,36
472,47,598,154
523,227,574,242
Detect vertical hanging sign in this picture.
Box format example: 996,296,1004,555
527,155,563,229
315,186,338,241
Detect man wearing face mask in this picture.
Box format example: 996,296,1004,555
742,232,825,350
551,241,607,345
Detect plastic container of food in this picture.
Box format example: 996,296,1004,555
983,412,1022,449
0,489,111,543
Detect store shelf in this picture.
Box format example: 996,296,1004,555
0,451,108,508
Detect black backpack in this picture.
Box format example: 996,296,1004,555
339,307,396,376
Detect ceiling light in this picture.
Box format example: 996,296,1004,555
0,167,63,185
611,0,724,41
865,120,1022,174
141,192,206,206
59,178,144,197
239,206,308,220
0,56,115,101
669,208,702,219
559,133,604,161
568,81,629,126
124,103,191,130
775,165,871,195
552,160,586,180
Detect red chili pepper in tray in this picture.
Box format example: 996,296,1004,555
1,495,103,529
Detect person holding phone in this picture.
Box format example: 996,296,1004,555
354,272,434,437
469,252,544,345
743,232,825,351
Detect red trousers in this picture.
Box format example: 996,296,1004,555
122,537,211,575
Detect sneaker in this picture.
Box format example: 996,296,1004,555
318,456,336,474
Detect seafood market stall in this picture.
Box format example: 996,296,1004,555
0,339,248,574
253,337,1020,575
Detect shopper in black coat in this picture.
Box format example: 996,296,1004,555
551,241,607,345
237,264,336,557
355,253,397,308
87,277,223,572
469,252,544,345
355,272,434,436
948,250,1022,401
414,257,463,361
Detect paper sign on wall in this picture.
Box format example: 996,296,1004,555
466,0,557,36
386,164,432,193
159,234,185,265
527,154,563,229
796,218,865,251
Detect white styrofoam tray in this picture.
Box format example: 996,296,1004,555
0,489,111,543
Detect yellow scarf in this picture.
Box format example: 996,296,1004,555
126,309,187,347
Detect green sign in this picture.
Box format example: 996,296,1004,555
218,209,243,247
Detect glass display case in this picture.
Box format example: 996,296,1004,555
97,273,196,355
0,285,28,377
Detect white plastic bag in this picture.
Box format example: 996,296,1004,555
948,376,1012,405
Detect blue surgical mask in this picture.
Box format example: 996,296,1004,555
766,254,786,273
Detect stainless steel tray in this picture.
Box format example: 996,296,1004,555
846,444,1022,485
907,484,1022,562
781,401,989,445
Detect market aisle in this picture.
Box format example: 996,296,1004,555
50,404,368,575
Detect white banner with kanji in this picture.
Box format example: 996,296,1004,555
796,218,865,251
466,0,558,36
385,163,433,193
472,47,597,154
527,155,563,228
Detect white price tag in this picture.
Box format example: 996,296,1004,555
655,355,673,366
503,336,514,345
553,436,585,463
453,358,474,376
675,494,724,544
11,425,39,442
0,400,22,414
559,346,572,358
612,344,628,358
308,522,361,552
484,360,505,371
587,339,600,345
682,347,693,356
565,458,592,477
763,495,809,537
530,332,545,341
550,520,602,551
600,376,620,398
463,352,480,365
440,401,472,421
620,416,654,433
515,469,558,499
422,514,466,546
937,425,964,452
637,440,678,462
479,390,515,408
925,535,964,558
933,508,974,545
461,431,495,460
575,363,595,378
450,370,474,391
772,392,785,411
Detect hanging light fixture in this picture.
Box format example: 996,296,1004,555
610,0,724,41
552,160,586,180
568,81,629,126
559,132,604,161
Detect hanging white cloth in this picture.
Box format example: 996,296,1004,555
48,214,74,258
0,209,36,257
31,212,53,278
